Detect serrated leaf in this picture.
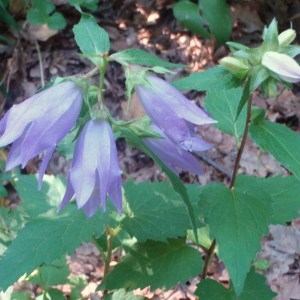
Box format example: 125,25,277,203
73,14,110,65
199,178,273,295
196,268,276,299
119,127,199,243
14,174,66,216
100,238,202,291
201,0,232,45
236,175,300,224
122,181,199,242
30,256,69,286
0,174,110,291
111,48,183,68
249,119,300,180
0,206,108,291
173,0,210,38
204,88,246,142
173,66,242,91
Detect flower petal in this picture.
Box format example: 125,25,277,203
262,51,300,83
146,75,216,125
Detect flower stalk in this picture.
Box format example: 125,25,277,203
230,93,253,189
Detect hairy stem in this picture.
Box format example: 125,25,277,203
201,239,216,279
230,94,253,188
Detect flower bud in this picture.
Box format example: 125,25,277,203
262,51,300,83
219,56,249,79
278,28,296,46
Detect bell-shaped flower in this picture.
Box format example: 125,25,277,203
135,74,216,151
262,51,300,83
58,119,122,217
143,124,211,175
0,81,83,187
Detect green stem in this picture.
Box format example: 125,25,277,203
230,94,253,189
201,239,216,279
97,58,109,110
103,226,113,277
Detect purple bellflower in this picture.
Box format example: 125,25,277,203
143,124,211,175
0,81,83,188
58,119,122,217
135,74,216,152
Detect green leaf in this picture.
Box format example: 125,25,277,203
30,256,69,286
173,66,242,91
199,177,273,295
119,127,199,243
235,78,250,120
196,268,276,299
249,119,300,180
0,175,110,291
45,289,65,300
0,0,19,28
26,8,48,25
249,65,269,91
73,13,110,66
200,0,232,45
0,184,7,197
47,12,67,30
14,174,66,216
262,19,279,51
236,175,300,224
104,289,145,300
204,88,246,142
173,0,210,38
100,238,202,291
122,181,199,242
110,48,183,68
0,206,26,255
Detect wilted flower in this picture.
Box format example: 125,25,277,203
0,81,83,187
58,119,122,217
135,74,216,152
262,51,300,83
143,124,211,175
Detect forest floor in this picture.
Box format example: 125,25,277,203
1,0,300,299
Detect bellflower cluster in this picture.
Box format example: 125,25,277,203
135,74,216,153
58,119,122,217
0,81,83,188
220,20,300,93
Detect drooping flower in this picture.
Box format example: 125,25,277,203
143,124,211,175
0,81,83,187
58,119,122,217
262,51,300,83
135,74,216,151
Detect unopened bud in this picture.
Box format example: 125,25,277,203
262,51,300,83
278,29,296,46
219,56,249,79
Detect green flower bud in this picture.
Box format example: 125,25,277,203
219,56,249,79
278,28,296,46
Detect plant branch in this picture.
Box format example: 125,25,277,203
201,239,216,279
230,94,253,188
